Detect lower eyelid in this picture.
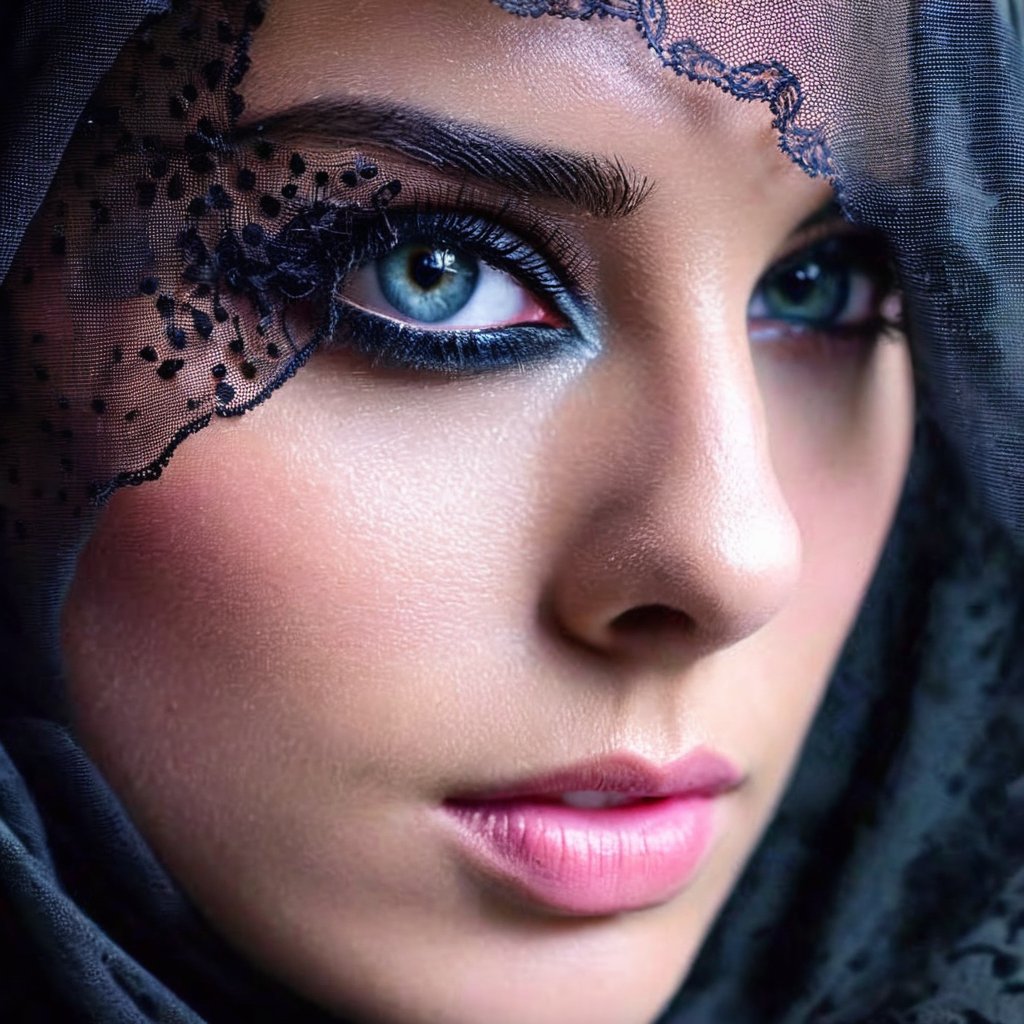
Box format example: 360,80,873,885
330,303,593,375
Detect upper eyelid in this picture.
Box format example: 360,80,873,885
278,155,601,289
771,219,883,264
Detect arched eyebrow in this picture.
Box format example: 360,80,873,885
234,96,654,220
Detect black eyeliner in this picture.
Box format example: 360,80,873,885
325,206,600,374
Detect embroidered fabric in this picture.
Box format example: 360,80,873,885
0,1,1021,1022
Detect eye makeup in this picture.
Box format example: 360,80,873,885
225,145,604,376
329,204,601,374
748,213,905,361
227,126,904,381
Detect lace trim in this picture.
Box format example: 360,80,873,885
491,0,834,178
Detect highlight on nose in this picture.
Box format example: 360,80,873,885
547,484,804,665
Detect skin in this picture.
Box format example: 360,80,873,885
60,2,916,1023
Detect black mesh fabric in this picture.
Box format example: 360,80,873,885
0,1,1022,1022
0,0,444,726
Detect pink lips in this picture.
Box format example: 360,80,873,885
441,749,743,916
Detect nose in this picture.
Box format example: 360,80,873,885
545,316,802,667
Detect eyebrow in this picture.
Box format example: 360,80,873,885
234,97,654,220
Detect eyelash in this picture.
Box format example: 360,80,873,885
265,194,902,376
325,206,599,374
749,231,904,353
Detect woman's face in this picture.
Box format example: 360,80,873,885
61,2,915,1023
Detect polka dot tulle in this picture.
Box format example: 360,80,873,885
1,0,407,537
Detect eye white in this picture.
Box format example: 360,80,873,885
834,270,876,325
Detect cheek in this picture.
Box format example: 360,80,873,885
62,355,707,1024
61,336,915,833
59,354,585,882
765,337,915,611
58,325,915,1023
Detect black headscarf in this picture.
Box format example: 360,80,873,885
1,2,1022,1022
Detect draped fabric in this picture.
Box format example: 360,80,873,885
1,1,1022,1021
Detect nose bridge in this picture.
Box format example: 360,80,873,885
648,309,803,635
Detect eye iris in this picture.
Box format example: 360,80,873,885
765,257,849,324
377,242,480,323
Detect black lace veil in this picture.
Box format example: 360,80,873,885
0,1,1022,1021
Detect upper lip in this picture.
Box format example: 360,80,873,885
446,748,744,803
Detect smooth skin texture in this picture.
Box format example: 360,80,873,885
61,2,916,1023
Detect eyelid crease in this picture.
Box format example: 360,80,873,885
773,213,868,264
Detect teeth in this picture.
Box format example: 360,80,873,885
560,791,634,809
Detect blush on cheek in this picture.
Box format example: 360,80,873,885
62,393,477,827
63,431,307,793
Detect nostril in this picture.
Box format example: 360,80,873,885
610,604,694,639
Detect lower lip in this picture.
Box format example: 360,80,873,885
442,795,720,916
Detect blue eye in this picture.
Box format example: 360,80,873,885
330,210,598,374
377,242,480,323
757,257,847,324
748,238,895,337
343,237,542,331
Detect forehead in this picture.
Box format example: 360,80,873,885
240,0,820,202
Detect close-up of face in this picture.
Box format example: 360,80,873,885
55,1,916,1022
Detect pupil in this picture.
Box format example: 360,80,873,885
781,262,822,306
408,248,454,292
